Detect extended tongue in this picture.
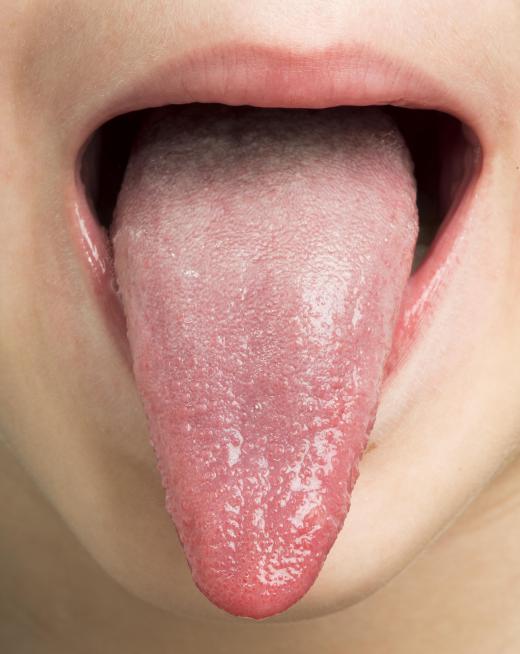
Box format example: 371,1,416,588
112,105,418,618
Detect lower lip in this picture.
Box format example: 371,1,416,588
69,44,483,375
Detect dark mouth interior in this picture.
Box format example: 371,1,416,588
80,105,474,272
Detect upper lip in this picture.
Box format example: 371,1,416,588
70,40,491,164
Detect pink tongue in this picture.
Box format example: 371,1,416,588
112,105,418,618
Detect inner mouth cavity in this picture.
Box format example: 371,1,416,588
80,105,474,618
81,105,471,274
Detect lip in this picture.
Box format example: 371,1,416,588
69,41,483,383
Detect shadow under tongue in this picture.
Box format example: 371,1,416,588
111,105,418,619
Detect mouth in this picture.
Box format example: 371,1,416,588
72,46,481,619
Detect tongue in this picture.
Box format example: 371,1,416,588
112,105,418,618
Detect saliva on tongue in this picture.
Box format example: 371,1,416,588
112,104,418,619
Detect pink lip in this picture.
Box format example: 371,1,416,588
69,43,483,375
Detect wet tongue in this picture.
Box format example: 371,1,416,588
112,105,418,618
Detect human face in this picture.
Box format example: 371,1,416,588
1,0,519,620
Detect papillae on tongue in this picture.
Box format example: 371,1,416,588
112,105,418,619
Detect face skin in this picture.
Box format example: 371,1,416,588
1,0,520,650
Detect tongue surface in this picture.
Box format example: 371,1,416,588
112,105,418,618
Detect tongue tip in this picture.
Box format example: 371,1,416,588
196,583,304,619
203,591,305,620
192,562,325,619
171,485,354,619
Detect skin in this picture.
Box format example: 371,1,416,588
1,1,520,651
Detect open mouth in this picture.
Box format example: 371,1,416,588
80,103,478,372
73,50,482,620
82,105,472,273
